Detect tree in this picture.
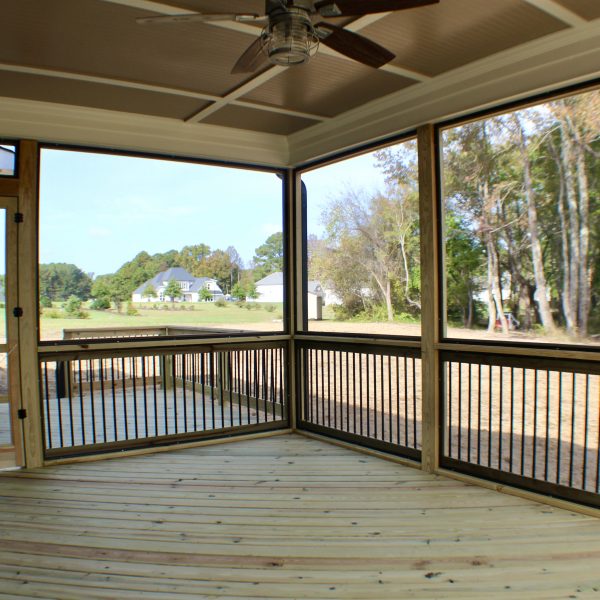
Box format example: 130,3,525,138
39,263,92,301
142,284,157,300
253,232,283,280
199,287,213,302
164,279,183,302
205,249,235,294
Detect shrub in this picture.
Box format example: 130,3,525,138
64,295,88,318
45,309,62,319
40,295,53,308
126,302,139,316
90,297,110,310
265,304,276,313
215,298,227,307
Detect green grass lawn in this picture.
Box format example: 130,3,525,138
40,302,284,340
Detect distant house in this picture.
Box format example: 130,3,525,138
252,271,323,319
132,267,224,303
0,146,15,175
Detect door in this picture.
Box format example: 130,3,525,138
0,196,22,467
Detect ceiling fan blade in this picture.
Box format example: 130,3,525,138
315,0,438,17
315,23,394,68
231,37,269,74
136,13,263,25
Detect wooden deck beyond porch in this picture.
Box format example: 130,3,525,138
0,434,598,599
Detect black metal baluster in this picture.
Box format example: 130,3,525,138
366,353,371,438
77,361,86,445
66,362,75,446
89,361,97,444
477,363,482,464
352,353,357,434
111,358,118,441
181,353,188,432
487,364,492,468
498,366,503,471
55,362,64,448
373,353,378,440
557,371,563,485
404,356,409,447
521,368,526,476
544,369,550,482
467,362,472,463
509,366,514,473
99,359,107,443
532,370,538,480
43,363,52,449
412,358,417,447
569,372,577,488
152,356,159,436
388,355,392,444
162,355,169,436
359,353,364,437
448,361,453,458
121,357,129,440
582,374,590,490
132,357,139,439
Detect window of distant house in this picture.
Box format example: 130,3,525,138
38,148,285,342
440,87,600,346
300,138,421,336
0,145,16,177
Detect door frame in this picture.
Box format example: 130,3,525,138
0,195,23,466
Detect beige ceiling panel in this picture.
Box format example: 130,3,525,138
161,1,266,14
242,56,415,117
359,0,567,77
0,0,261,97
0,71,210,119
203,104,318,134
553,0,600,20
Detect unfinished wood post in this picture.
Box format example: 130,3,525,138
162,355,173,389
287,168,300,430
18,141,44,468
418,124,441,473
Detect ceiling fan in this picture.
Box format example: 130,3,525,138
137,0,439,74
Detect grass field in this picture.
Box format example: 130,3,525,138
39,302,284,340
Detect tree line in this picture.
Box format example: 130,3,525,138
39,232,284,306
308,89,599,339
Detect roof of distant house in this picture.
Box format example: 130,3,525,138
133,267,217,295
255,271,322,295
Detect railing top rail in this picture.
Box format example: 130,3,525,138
296,338,421,358
40,338,290,362
441,349,600,374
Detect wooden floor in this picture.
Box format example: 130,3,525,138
0,434,599,599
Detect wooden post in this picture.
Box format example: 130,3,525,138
287,168,301,430
161,355,173,389
418,125,441,473
18,141,44,468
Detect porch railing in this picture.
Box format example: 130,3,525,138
441,351,600,507
297,340,422,460
40,341,288,458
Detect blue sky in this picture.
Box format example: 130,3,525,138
37,146,392,277
39,149,284,276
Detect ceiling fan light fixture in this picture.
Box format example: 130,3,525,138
262,8,319,66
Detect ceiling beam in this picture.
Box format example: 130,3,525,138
0,63,329,122
521,0,587,27
99,0,431,123
209,19,430,82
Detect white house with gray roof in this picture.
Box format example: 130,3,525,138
132,267,224,303
252,272,323,319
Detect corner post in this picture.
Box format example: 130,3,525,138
418,124,441,473
18,140,44,468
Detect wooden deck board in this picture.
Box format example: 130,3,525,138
0,434,599,598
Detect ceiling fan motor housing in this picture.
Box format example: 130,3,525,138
262,4,319,66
